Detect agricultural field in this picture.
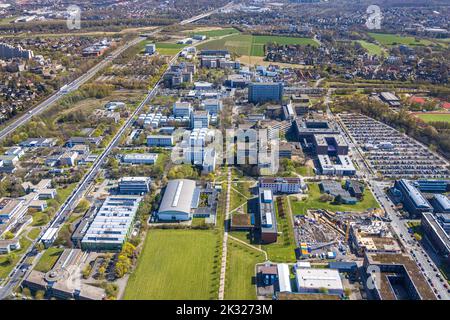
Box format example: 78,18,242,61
415,113,450,124
368,32,434,47
289,183,380,215
197,34,318,57
224,239,265,300
355,40,385,56
123,229,221,300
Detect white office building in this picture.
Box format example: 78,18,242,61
173,101,192,118
147,135,173,147
295,268,344,295
122,153,158,165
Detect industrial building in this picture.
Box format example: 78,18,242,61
257,188,278,244
248,82,283,104
157,179,198,221
295,268,344,296
81,196,142,251
118,177,151,195
378,92,401,107
259,177,306,194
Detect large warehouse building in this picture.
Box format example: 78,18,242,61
158,179,198,221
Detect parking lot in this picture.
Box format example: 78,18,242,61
339,113,450,179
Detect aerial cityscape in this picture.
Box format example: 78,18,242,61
0,0,449,307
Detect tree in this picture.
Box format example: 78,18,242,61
35,290,45,300
3,231,14,240
6,252,16,265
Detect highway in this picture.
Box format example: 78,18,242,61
0,2,234,300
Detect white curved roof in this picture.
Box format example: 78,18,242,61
158,179,196,215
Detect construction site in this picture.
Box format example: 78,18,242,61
293,208,387,261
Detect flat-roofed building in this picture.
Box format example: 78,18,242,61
122,153,158,165
118,177,151,195
277,263,292,293
173,101,192,118
363,253,436,300
81,196,142,251
41,227,59,248
257,188,277,244
0,238,21,254
430,194,450,214
191,111,210,129
421,212,450,259
0,198,26,224
259,177,306,194
393,179,432,216
295,268,344,296
248,82,283,104
158,179,198,221
202,99,222,115
147,135,173,147
313,134,348,156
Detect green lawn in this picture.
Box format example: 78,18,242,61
27,228,41,240
34,247,64,273
0,237,31,279
295,165,314,177
415,113,450,123
230,182,252,211
224,239,265,300
356,40,385,56
368,32,434,47
262,197,297,262
191,27,239,38
198,34,318,57
289,183,380,215
155,42,186,56
124,229,220,300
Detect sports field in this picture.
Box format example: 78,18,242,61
224,239,265,300
197,34,318,57
123,229,220,300
368,32,434,46
415,113,450,123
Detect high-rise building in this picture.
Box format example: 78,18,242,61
248,82,283,104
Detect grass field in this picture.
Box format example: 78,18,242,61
289,183,380,215
356,40,385,56
368,32,434,47
124,229,220,300
198,34,318,57
191,27,240,38
262,197,297,262
34,247,64,273
149,42,186,56
0,237,31,279
415,113,450,123
224,239,265,300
